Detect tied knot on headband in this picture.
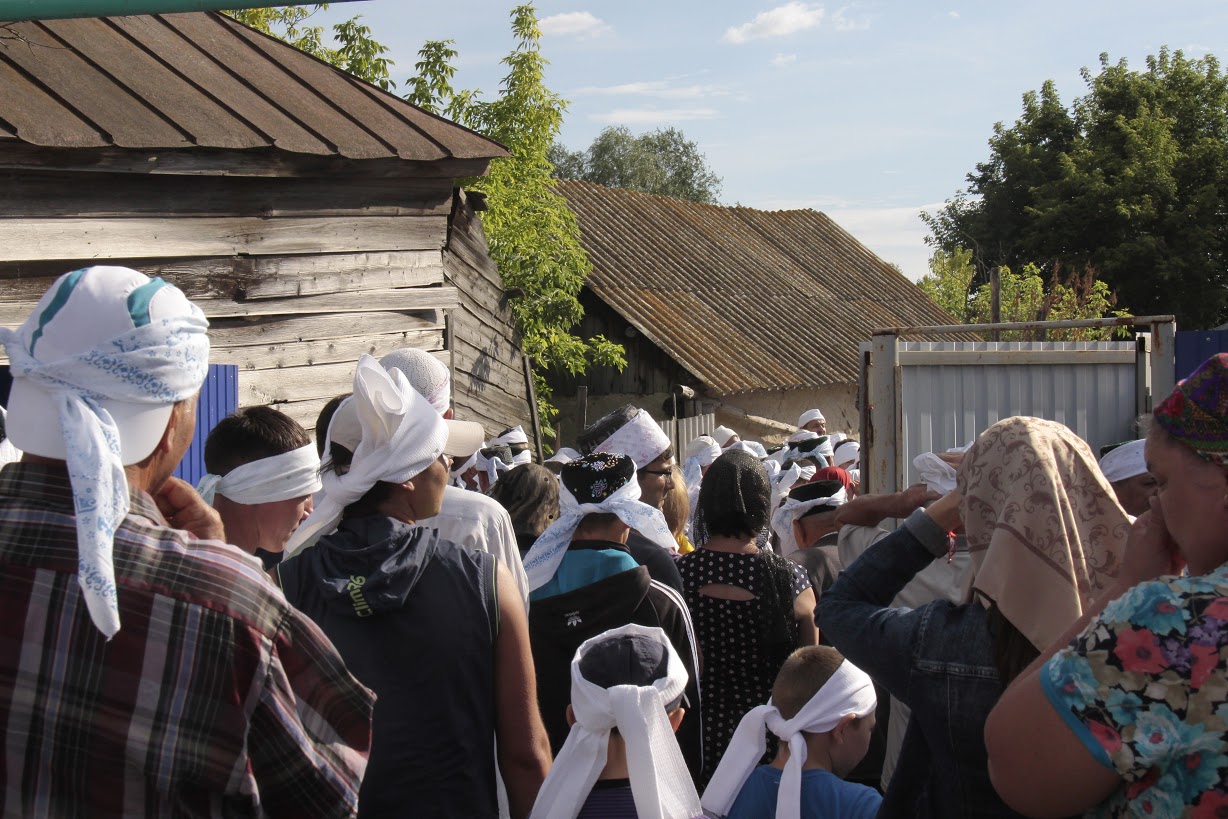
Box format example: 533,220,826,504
0,266,210,639
522,453,676,592
530,624,700,819
196,444,322,506
701,659,876,819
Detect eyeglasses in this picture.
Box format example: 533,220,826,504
640,467,674,479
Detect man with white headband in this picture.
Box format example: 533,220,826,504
197,406,321,570
1097,439,1156,516
773,480,848,590
578,405,685,594
523,452,703,784
476,442,517,491
0,266,372,815
797,409,827,435
531,624,703,819
493,424,533,465
711,425,741,449
378,347,529,605
279,355,551,817
703,646,880,819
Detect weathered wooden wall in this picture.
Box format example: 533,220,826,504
444,191,533,438
0,167,465,432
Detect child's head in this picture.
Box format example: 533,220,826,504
568,627,686,733
773,646,876,777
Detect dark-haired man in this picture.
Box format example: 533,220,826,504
200,406,320,570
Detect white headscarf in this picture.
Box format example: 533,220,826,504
702,659,876,819
595,410,672,468
1099,439,1147,483
771,484,848,557
450,448,480,488
786,429,818,445
196,444,322,506
285,355,446,556
769,462,814,513
833,440,860,470
522,462,676,592
683,436,721,496
797,409,825,427
711,425,738,449
493,425,532,465
913,452,959,494
477,447,516,487
0,270,209,638
532,624,701,819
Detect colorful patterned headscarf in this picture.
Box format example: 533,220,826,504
1154,353,1228,466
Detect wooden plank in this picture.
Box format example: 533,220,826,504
240,361,359,405
212,329,444,371
0,287,458,327
0,170,454,219
454,383,531,429
0,216,448,262
452,335,527,394
208,311,442,348
0,143,493,180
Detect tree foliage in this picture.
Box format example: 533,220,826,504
918,250,1130,340
550,126,723,203
925,48,1228,328
226,5,394,90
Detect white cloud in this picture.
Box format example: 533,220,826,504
573,80,732,100
831,7,871,31
771,53,798,67
540,11,612,38
723,2,825,44
823,202,945,281
948,10,960,18
590,108,722,125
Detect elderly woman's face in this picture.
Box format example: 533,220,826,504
1146,428,1228,575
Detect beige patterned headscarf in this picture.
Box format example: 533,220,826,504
958,417,1130,651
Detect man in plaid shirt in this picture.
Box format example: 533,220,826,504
0,267,373,817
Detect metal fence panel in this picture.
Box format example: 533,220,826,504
1176,330,1228,380
891,341,1143,489
173,364,238,487
657,414,716,455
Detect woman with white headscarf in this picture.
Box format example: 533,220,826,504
277,356,551,818
818,417,1129,818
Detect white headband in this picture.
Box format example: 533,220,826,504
477,449,516,487
522,472,677,591
494,425,529,447
711,425,737,448
595,410,672,469
702,659,876,819
786,429,818,445
833,440,860,469
913,452,958,494
0,280,209,639
1099,439,1147,483
770,485,848,557
798,409,825,427
285,356,446,556
197,444,322,506
531,624,701,819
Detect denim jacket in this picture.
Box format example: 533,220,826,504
817,510,1025,819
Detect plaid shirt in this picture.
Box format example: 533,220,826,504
0,464,373,818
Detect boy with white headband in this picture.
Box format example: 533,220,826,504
198,406,321,570
493,424,533,465
523,452,703,783
703,646,881,819
578,405,685,594
378,347,528,605
0,266,372,815
531,624,703,819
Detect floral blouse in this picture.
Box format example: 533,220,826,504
1042,564,1228,817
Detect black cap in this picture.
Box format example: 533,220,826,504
790,479,845,503
560,453,636,504
578,632,685,710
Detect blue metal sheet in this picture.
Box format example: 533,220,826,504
1176,330,1228,380
172,364,238,487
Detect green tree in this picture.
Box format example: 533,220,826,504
226,5,394,90
919,250,1129,340
925,48,1228,328
551,126,723,203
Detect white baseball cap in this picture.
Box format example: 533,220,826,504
7,267,208,465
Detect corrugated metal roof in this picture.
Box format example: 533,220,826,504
0,12,507,162
558,180,966,395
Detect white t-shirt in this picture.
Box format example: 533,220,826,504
418,485,529,608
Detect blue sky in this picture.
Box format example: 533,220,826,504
316,1,1225,280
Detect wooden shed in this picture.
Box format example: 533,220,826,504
551,180,962,441
0,11,531,437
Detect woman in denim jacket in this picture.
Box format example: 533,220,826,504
818,417,1130,818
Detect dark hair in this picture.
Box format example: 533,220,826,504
986,603,1041,689
694,450,771,541
488,464,560,537
575,512,620,535
325,441,395,518
577,405,638,454
204,406,311,476
315,393,351,457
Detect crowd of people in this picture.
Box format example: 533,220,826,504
0,264,1224,818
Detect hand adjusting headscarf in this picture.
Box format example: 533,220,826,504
196,444,322,506
285,355,445,556
0,268,209,638
531,624,701,819
522,453,677,592
702,659,875,819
